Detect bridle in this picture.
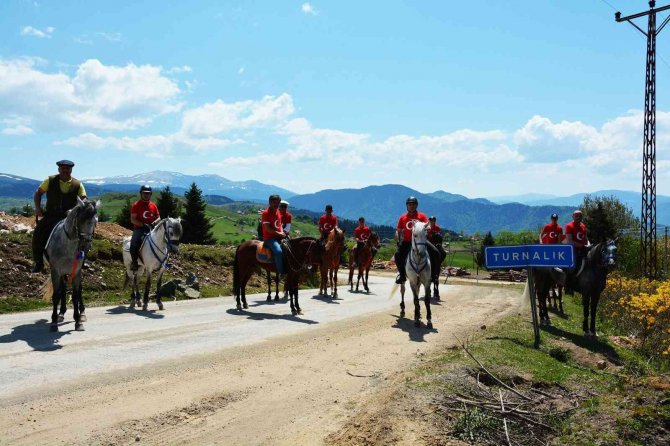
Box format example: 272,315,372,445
409,228,429,274
283,237,318,273
145,218,180,266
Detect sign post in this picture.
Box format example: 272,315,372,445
485,244,575,348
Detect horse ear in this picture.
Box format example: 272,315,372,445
95,199,102,209
77,196,85,207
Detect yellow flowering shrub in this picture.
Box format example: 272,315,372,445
604,272,670,357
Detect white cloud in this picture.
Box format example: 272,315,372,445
167,65,192,74
96,32,121,42
2,125,33,135
180,93,295,136
301,3,318,15
20,26,54,38
0,58,182,131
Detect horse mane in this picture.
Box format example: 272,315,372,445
325,227,343,251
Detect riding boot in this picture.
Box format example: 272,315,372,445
130,252,139,271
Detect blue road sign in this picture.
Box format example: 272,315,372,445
485,244,575,269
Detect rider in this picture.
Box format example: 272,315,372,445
279,200,292,236
353,217,371,265
318,204,338,242
129,185,161,271
540,213,563,244
394,196,429,284
261,194,286,276
31,160,87,273
563,210,590,294
427,216,447,268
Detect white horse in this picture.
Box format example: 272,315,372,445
400,221,433,329
122,217,182,311
41,197,99,331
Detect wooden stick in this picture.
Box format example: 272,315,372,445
500,389,512,446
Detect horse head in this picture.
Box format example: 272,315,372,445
601,238,617,270
158,217,182,254
411,222,429,256
368,231,381,249
65,197,99,253
326,227,344,253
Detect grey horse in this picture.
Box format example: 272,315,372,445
400,222,433,329
41,197,99,332
122,217,182,311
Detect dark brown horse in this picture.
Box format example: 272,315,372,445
233,237,320,315
347,231,380,292
532,267,566,326
319,228,345,298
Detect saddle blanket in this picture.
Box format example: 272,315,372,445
256,242,274,264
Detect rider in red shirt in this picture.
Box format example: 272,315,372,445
261,194,286,275
427,215,447,267
394,196,429,283
129,185,161,270
353,217,371,264
563,209,589,295
318,204,338,240
279,200,292,235
540,213,563,244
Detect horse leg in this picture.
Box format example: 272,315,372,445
558,285,564,313
142,272,152,311
266,271,272,301
333,267,338,299
77,281,86,322
400,283,406,318
364,267,370,293
319,265,326,296
348,262,354,291
130,273,139,308
50,273,60,331
424,282,433,329
58,288,67,322
433,279,440,301
240,274,249,309
413,285,421,328
582,292,590,336
294,287,302,315
72,274,84,331
155,270,165,311
590,293,600,336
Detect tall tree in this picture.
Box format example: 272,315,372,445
581,195,639,243
181,182,215,244
156,185,181,218
115,198,133,229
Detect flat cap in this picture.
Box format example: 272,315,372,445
56,160,75,167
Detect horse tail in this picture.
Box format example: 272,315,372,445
41,277,53,302
233,245,241,298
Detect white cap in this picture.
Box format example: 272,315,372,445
280,200,289,206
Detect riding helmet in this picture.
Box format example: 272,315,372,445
140,185,153,194
406,196,418,205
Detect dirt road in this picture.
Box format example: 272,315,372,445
0,275,523,445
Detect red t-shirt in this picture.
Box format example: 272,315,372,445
280,211,292,232
565,221,587,247
130,200,160,229
353,225,371,242
318,214,338,235
261,208,283,241
397,211,429,242
427,223,441,240
540,223,563,244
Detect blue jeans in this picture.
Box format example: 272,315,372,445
263,239,284,274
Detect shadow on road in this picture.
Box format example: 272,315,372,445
249,298,289,308
390,314,438,342
106,305,165,319
225,308,318,325
0,319,72,351
310,294,341,304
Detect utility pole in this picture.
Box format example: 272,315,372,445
616,1,670,278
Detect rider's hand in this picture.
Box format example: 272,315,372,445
35,208,43,219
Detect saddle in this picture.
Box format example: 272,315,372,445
256,242,274,264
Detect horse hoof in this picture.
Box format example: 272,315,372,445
75,323,85,331
584,331,591,337
79,314,87,322
142,305,148,311
266,296,271,302
237,304,242,310
130,302,136,309
50,324,58,332
274,296,279,301
590,331,598,338
243,303,249,309
158,303,164,311
297,309,303,315
414,320,421,328
400,310,405,318
57,314,65,323
427,321,433,329
292,309,297,316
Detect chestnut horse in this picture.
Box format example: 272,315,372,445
233,237,320,315
347,231,380,292
319,228,345,298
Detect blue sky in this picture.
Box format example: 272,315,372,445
2,0,670,197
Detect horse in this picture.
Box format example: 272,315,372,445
428,231,447,300
570,239,617,336
399,221,433,329
122,217,182,311
347,231,380,292
531,267,566,326
41,197,99,332
233,237,320,315
319,227,346,298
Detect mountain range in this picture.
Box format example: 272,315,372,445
2,171,666,233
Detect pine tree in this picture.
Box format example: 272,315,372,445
477,231,495,268
156,185,181,218
115,198,133,229
181,182,215,244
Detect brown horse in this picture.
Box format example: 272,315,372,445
319,228,345,298
347,231,380,292
233,237,320,315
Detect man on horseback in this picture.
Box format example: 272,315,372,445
262,194,286,276
31,160,87,273
129,185,161,271
427,216,447,269
563,209,590,295
353,217,371,266
318,204,338,242
540,213,563,244
394,196,428,284
279,200,292,235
